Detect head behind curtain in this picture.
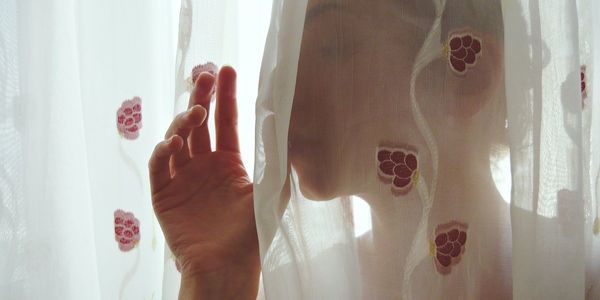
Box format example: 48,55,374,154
289,0,505,201
255,0,510,299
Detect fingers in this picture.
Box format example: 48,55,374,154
215,65,240,153
149,135,183,194
164,105,207,167
189,72,216,155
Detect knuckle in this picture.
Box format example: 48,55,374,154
164,112,188,138
149,140,169,169
153,141,163,152
147,157,154,170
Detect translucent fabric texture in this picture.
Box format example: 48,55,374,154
254,0,600,299
1,1,179,298
0,0,270,298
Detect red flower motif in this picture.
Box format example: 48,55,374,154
581,65,588,107
192,62,218,83
189,62,219,94
116,97,142,140
447,30,482,75
433,221,468,275
114,209,140,252
377,147,419,195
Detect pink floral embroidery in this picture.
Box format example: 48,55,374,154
114,209,141,252
446,30,482,75
116,97,142,140
189,62,219,93
581,65,588,108
192,62,218,83
377,147,419,195
433,221,468,275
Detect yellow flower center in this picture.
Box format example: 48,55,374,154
442,43,449,58
429,240,436,257
411,170,420,187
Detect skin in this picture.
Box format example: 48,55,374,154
288,0,511,298
149,67,260,300
150,0,509,298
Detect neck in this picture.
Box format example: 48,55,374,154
356,141,506,290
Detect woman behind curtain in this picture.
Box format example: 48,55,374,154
254,0,600,299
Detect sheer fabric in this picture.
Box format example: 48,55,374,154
0,0,270,298
255,0,600,299
1,1,179,298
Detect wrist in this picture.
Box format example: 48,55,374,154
179,261,261,300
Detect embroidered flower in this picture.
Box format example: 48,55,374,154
444,30,482,75
581,65,588,108
114,210,141,252
377,147,419,195
116,97,142,140
432,221,468,275
188,62,219,93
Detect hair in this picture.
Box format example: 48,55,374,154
443,0,508,152
437,1,510,151
441,0,504,43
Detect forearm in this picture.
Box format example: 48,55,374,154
179,264,261,300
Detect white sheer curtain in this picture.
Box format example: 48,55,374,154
504,1,600,297
4,0,600,299
0,0,271,299
254,0,600,299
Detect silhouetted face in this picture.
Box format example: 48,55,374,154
288,0,503,200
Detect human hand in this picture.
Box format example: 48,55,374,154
149,66,259,299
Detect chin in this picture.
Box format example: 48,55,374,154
291,160,339,201
297,177,338,201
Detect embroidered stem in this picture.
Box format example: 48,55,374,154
119,137,144,193
401,0,446,298
118,139,149,251
174,0,193,113
119,246,141,300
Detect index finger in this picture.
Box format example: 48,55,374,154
188,72,216,154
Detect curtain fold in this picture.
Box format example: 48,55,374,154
3,0,600,298
1,0,271,298
254,0,600,299
503,0,588,297
4,0,102,298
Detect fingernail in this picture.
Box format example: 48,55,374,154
188,105,206,123
192,104,206,114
